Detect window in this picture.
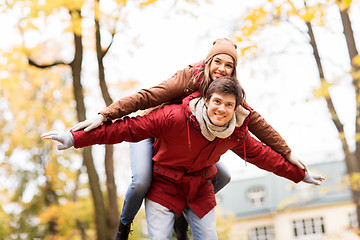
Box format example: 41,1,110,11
349,212,358,228
247,187,265,206
293,217,325,239
249,226,274,240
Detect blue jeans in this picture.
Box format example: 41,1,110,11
120,138,231,225
145,199,218,240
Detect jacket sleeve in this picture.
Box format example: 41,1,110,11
247,108,292,158
231,131,305,183
72,108,169,148
99,65,196,119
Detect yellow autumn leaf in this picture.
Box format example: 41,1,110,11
338,132,345,140
235,36,243,42
70,10,82,35
352,55,360,67
355,133,360,142
352,70,360,82
349,173,360,191
313,79,332,99
337,0,352,11
240,45,257,57
116,0,127,6
301,11,315,22
139,0,158,7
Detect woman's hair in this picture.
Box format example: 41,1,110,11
196,56,237,97
204,75,245,108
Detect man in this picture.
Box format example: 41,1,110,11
42,76,323,240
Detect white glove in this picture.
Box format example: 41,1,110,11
41,131,74,150
286,153,308,171
70,114,106,132
302,171,324,185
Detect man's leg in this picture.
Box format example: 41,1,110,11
145,199,175,240
183,207,218,240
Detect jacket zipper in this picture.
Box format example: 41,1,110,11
187,115,191,152
243,132,247,166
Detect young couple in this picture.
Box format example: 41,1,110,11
42,38,324,240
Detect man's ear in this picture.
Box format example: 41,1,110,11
204,97,209,107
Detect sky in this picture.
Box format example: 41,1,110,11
96,0,357,180
0,0,359,188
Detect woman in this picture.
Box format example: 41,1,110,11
71,38,306,240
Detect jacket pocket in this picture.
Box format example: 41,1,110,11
153,163,184,183
197,165,217,181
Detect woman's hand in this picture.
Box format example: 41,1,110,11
286,153,308,171
70,114,106,132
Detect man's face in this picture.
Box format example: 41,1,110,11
209,54,234,80
205,92,237,126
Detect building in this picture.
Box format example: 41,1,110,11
216,160,359,240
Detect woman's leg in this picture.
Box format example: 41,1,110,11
213,161,231,194
120,138,154,225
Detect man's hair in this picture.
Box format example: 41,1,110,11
204,76,245,107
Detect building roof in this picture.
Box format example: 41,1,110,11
216,159,352,218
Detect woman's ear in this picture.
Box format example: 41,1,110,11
204,97,209,107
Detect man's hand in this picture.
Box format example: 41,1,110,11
286,153,308,171
41,131,74,150
302,171,325,185
70,114,106,132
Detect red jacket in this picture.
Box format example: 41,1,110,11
72,94,305,218
99,61,292,157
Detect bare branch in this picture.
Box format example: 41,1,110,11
28,58,68,68
102,31,116,58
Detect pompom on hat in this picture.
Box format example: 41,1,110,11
205,38,238,65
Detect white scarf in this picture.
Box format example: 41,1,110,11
189,97,250,141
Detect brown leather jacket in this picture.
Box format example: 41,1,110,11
99,62,291,157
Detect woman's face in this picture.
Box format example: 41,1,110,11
209,54,235,80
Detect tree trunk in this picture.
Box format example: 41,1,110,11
305,17,360,228
337,4,360,228
94,0,119,237
70,9,108,240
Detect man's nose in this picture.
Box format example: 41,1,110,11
218,104,226,112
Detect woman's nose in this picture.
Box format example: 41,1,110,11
218,64,225,72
